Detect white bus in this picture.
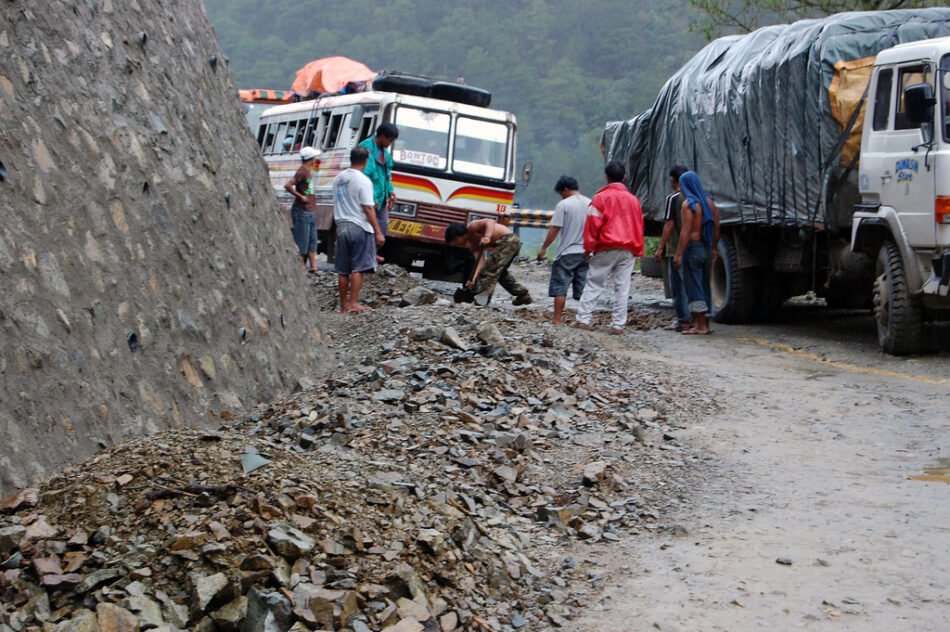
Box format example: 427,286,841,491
255,74,524,281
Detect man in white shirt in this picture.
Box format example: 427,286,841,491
332,145,385,313
536,176,590,325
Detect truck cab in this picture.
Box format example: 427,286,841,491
852,36,950,354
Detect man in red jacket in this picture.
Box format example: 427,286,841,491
572,160,644,334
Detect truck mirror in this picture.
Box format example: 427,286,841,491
904,83,935,126
348,106,364,129
521,162,533,184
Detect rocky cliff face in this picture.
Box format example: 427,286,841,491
0,0,325,495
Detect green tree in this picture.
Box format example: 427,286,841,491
688,0,942,38
203,0,705,207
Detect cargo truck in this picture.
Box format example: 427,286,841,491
604,9,950,354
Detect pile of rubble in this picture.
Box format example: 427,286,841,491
307,265,439,312
1,293,715,632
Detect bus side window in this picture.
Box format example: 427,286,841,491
318,112,332,148
281,120,298,153
324,113,344,149
263,122,277,155
357,115,377,142
293,119,307,150
256,124,267,150
271,122,288,153
303,117,317,147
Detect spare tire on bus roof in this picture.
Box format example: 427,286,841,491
372,72,491,108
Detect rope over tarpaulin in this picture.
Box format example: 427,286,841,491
603,8,950,229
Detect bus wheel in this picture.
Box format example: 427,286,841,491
873,241,922,355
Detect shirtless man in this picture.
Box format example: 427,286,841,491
444,219,533,305
673,171,720,335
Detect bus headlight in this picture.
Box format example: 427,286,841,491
392,201,417,218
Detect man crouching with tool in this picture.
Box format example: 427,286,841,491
445,218,533,306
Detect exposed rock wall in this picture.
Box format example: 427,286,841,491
0,0,326,495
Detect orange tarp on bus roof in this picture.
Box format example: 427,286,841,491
290,57,377,96
239,89,293,103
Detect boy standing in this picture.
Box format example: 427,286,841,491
655,165,691,330
284,146,321,275
332,146,386,313
537,176,590,325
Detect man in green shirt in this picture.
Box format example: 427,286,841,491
358,122,399,247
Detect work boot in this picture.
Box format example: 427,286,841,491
512,293,533,306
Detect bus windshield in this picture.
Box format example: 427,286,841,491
453,117,508,179
393,107,450,170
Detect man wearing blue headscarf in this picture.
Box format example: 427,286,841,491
673,171,719,335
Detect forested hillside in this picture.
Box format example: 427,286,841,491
203,0,705,207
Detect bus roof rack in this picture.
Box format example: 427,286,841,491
372,72,491,108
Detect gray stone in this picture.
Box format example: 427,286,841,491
476,322,506,348
126,595,164,629
439,326,468,350
400,286,436,307
80,568,123,593
266,525,315,559
51,609,98,632
95,603,140,632
493,465,519,484
372,389,405,402
191,572,230,612
0,525,25,555
243,587,293,632
578,523,603,541
582,461,607,486
409,325,440,341
211,596,247,632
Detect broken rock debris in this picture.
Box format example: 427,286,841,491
0,269,710,631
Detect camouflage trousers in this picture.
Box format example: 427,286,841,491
475,233,528,298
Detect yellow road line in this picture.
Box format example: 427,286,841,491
738,335,950,387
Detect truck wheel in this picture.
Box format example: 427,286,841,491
711,233,754,324
873,241,922,355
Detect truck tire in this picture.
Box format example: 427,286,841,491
873,241,923,355
711,233,755,324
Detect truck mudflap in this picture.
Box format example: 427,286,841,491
921,252,950,297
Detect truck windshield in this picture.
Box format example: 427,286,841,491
393,107,450,170
942,54,950,143
453,117,508,180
